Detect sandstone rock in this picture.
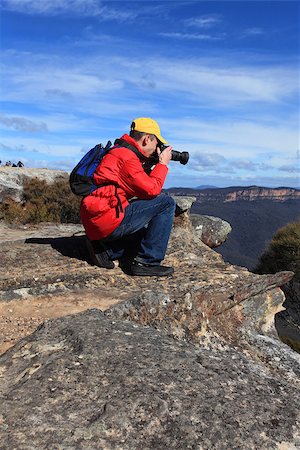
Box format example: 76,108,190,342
168,186,300,203
223,187,300,202
0,197,299,448
0,211,294,350
0,221,83,243
171,195,197,213
276,281,300,353
170,196,231,248
190,213,232,248
0,167,68,202
105,271,292,347
0,309,299,450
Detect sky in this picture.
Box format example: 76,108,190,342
0,0,299,188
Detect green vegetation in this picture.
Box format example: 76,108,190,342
0,178,81,224
255,220,300,281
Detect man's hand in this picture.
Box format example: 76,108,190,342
158,146,172,165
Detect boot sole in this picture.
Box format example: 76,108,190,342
131,268,174,277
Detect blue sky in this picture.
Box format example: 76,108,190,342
0,0,299,188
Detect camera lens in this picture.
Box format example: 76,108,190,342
171,150,189,165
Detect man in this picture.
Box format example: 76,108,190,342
80,117,176,277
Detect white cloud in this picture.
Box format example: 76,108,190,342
1,47,298,187
23,70,123,97
194,153,226,168
164,117,298,159
1,0,142,21
1,0,102,16
165,170,299,189
185,14,222,29
2,50,297,172
0,137,82,159
0,114,48,132
3,49,298,110
1,64,124,108
241,28,265,38
152,61,297,104
278,165,300,174
160,32,223,41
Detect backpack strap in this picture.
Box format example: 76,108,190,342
113,138,148,162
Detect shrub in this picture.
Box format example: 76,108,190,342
0,177,81,224
255,220,300,281
0,198,29,224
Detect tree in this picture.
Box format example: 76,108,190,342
255,220,300,281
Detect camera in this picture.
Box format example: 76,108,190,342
152,144,189,165
169,148,189,165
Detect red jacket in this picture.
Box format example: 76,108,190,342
80,134,168,240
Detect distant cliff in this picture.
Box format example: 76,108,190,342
168,186,300,203
168,186,300,271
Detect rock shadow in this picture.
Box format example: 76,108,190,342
25,235,91,264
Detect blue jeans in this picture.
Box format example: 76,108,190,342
102,194,176,265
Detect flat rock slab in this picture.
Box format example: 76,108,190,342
0,222,84,243
0,309,299,450
0,221,294,354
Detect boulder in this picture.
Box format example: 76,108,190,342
170,196,231,248
171,195,197,214
0,167,68,202
191,213,232,248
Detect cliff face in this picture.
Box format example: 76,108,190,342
168,186,300,203
0,201,299,449
224,187,300,202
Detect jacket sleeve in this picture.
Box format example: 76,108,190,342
120,154,168,198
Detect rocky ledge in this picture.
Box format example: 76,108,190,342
0,199,299,449
0,166,68,202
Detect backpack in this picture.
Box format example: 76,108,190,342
69,139,147,197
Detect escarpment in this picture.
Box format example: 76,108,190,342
168,185,300,203
0,196,299,449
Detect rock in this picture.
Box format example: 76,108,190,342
190,213,232,248
171,195,197,213
105,271,293,346
170,196,232,248
0,167,68,202
0,221,83,243
168,186,300,203
0,209,295,351
0,197,299,448
1,309,300,450
223,187,300,202
276,281,300,353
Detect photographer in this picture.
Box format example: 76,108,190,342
80,117,176,276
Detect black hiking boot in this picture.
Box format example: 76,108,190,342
130,261,174,277
86,238,115,269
